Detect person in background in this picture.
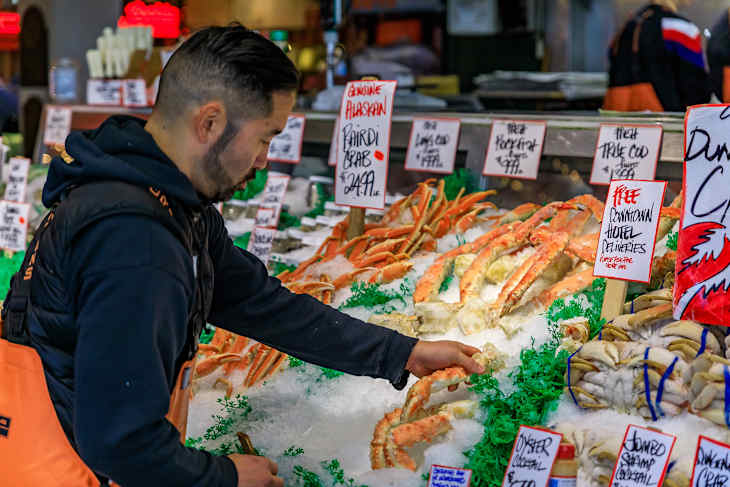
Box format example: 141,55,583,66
707,8,730,102
603,0,711,112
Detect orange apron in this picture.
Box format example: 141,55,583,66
0,209,195,486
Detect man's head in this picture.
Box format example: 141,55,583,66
149,25,299,202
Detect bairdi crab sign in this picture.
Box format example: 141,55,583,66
675,105,730,325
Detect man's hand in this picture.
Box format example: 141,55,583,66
405,340,485,379
228,454,283,487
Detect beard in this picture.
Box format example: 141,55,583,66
201,121,246,203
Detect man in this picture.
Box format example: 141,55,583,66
2,25,484,486
603,0,711,112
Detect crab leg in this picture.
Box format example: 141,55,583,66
223,335,250,375
369,261,414,284
534,267,595,308
413,222,519,303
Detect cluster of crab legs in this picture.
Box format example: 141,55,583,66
277,179,499,299
370,345,504,471
193,328,287,397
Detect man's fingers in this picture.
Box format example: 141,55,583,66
459,343,482,356
460,354,485,374
270,475,285,487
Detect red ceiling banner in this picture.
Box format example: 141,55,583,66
0,12,20,51
117,1,180,39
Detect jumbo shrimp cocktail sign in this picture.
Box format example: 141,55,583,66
593,180,667,284
335,80,397,210
675,105,730,324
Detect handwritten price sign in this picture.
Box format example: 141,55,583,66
247,226,276,265
502,426,562,487
429,465,472,487
268,114,306,163
590,124,662,185
260,172,290,226
5,157,30,203
483,120,546,180
43,106,72,146
335,80,397,210
405,117,461,174
608,425,676,487
690,436,730,487
0,201,29,252
593,180,667,283
674,105,730,324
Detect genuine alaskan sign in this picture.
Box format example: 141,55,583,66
335,80,397,210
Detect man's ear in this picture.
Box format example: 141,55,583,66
192,101,227,145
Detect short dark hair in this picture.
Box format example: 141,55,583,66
155,24,299,122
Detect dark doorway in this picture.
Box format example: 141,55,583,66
23,96,41,157
20,7,48,87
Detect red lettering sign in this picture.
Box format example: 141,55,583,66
612,184,641,206
117,0,180,39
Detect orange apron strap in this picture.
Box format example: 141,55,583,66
0,338,99,487
166,358,195,442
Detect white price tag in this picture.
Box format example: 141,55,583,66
267,114,306,163
5,157,30,203
328,116,340,167
594,180,667,283
483,120,547,180
260,172,290,226
502,426,563,487
255,206,277,227
122,79,148,107
405,117,460,174
429,465,472,487
247,226,276,265
690,436,730,487
590,124,663,185
0,201,30,252
86,79,122,106
608,425,676,487
43,106,72,146
335,80,397,210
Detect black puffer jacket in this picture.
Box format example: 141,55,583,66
12,116,417,486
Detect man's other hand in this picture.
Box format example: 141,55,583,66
405,340,485,379
228,454,283,487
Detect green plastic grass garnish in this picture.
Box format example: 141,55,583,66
278,210,301,230
284,446,304,457
0,250,25,301
233,169,268,201
289,356,305,368
234,232,252,250
186,395,253,455
444,168,478,201
338,279,414,314
666,231,678,251
439,261,455,294
464,278,606,487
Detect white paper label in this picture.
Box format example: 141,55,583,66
608,425,676,487
255,206,277,228
590,124,662,185
405,118,460,174
429,465,472,487
260,172,290,225
5,157,30,203
593,180,667,283
267,114,306,163
691,436,730,487
247,226,276,265
328,116,340,167
0,201,29,251
483,120,547,180
122,79,148,107
502,426,562,487
87,79,122,106
335,80,397,210
43,106,72,146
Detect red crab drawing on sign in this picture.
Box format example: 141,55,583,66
674,104,730,325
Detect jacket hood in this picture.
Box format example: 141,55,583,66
43,115,201,208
